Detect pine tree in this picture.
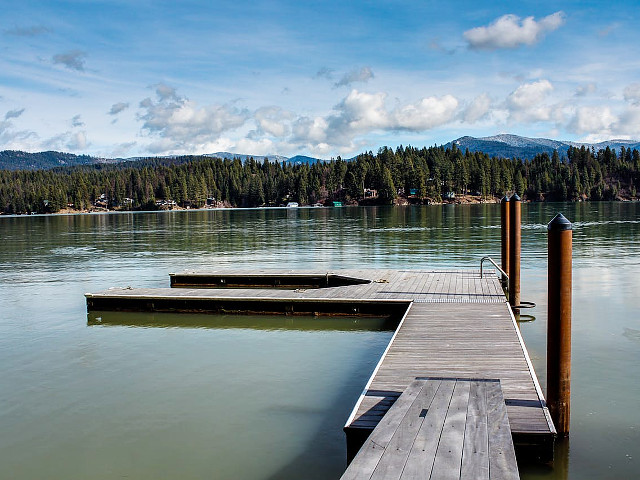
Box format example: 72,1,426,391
379,167,397,204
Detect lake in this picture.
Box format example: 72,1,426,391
1,203,638,479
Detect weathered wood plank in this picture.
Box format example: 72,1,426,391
486,381,519,480
461,380,490,480
341,380,428,480
429,380,471,479
399,379,456,479
369,380,441,480
342,379,519,480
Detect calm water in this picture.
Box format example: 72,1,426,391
0,203,638,479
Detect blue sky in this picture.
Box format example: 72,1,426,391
1,0,639,158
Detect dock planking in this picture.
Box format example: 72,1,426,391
344,300,555,462
341,378,519,480
85,268,555,461
86,270,506,317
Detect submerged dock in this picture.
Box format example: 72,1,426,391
86,268,556,467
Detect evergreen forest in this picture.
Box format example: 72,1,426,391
1,144,639,214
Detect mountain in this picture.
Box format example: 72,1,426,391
205,152,289,163
0,149,325,171
0,150,103,170
208,152,325,164
285,155,323,165
4,134,640,171
0,150,312,170
444,134,640,160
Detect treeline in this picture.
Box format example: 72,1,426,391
1,144,639,214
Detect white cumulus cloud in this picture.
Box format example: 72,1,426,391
138,85,250,153
0,110,38,149
392,95,459,130
462,93,492,123
292,116,330,145
69,131,88,150
507,79,553,109
288,89,459,152
109,142,137,158
43,130,89,151
505,79,561,123
613,107,640,137
332,90,389,132
464,12,566,50
568,106,617,135
254,106,293,138
233,137,278,156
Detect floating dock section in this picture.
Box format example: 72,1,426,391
86,268,555,463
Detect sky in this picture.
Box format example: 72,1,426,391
1,0,640,159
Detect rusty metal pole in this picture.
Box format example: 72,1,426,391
508,194,521,308
547,213,572,436
501,196,510,292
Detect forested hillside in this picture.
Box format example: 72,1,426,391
0,150,100,170
1,144,638,214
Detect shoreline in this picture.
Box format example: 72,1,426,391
2,196,637,218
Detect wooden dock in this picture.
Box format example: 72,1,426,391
344,300,554,463
341,378,519,480
86,268,555,463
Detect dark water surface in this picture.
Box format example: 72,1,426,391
1,203,638,479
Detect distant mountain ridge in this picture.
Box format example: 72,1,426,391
205,152,290,163
2,134,640,170
0,150,102,170
0,150,325,171
445,134,640,159
205,152,326,165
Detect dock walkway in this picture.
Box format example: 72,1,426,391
341,378,519,480
86,268,555,461
344,301,554,461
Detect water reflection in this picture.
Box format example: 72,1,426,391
515,314,536,323
88,311,397,332
3,203,639,274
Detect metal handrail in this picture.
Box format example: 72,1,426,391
480,256,509,281
480,256,509,300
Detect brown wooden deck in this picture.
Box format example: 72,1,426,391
85,268,555,461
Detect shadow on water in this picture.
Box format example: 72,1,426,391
264,431,348,480
262,370,385,479
519,438,570,479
